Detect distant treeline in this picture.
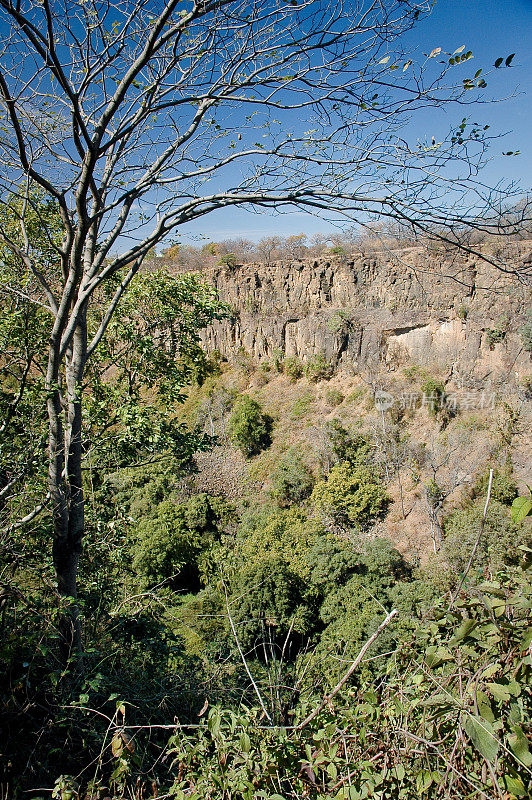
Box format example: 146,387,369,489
159,203,532,270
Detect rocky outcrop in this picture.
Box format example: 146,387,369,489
195,244,531,378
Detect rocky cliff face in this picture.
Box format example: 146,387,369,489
197,243,531,380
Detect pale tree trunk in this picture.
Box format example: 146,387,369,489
47,311,87,665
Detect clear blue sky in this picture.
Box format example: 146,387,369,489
178,0,532,245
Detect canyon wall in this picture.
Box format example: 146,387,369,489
194,243,532,382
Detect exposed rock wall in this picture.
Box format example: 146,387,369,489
196,244,531,379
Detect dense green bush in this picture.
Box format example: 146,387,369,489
217,252,237,267
235,505,322,580
174,586,228,660
310,462,390,529
167,564,532,800
307,537,409,607
325,419,373,466
131,493,230,589
271,447,314,505
230,558,313,658
228,396,273,456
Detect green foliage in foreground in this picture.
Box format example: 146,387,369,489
166,563,532,800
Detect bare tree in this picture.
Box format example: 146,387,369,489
255,236,282,264
0,0,528,654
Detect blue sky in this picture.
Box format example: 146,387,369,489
177,0,532,245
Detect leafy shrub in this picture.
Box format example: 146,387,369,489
306,537,365,593
230,558,313,657
304,351,334,382
325,387,344,406
283,356,303,380
131,493,229,589
325,419,373,466
420,377,446,418
167,566,532,800
217,252,237,267
289,391,314,420
174,586,227,659
486,327,506,349
271,448,314,506
237,506,321,580
310,462,390,529
229,396,273,456
442,498,530,573
473,468,518,505
329,244,347,256
307,536,406,596
326,310,353,333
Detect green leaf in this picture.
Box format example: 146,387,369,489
394,764,405,781
416,769,433,793
449,617,477,644
425,646,453,668
463,714,499,762
501,774,527,798
486,682,511,702
510,496,532,523
476,690,495,723
519,627,532,652
508,725,532,767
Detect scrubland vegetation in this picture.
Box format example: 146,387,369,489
0,1,531,797
2,301,531,798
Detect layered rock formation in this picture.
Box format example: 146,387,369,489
195,243,531,382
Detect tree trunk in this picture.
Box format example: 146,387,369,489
47,315,87,665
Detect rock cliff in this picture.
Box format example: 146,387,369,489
196,243,531,381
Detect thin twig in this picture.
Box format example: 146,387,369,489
449,468,493,607
221,574,272,723
296,608,398,730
